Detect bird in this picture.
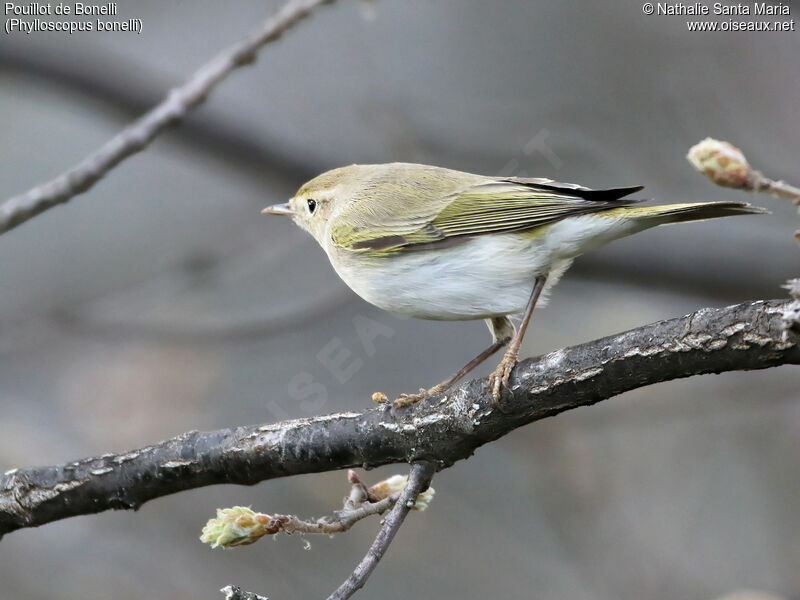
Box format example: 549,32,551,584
263,162,765,407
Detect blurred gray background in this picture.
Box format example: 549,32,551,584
1,1,799,599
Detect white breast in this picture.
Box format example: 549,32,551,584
325,214,635,321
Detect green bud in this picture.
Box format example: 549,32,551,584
200,506,272,548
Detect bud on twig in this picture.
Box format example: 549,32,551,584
200,507,274,548
369,474,436,511
687,138,758,190
688,137,800,243
200,471,435,549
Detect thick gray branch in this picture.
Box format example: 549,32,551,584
0,0,334,235
1,299,797,538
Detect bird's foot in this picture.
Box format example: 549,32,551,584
392,388,430,409
373,382,449,410
488,353,518,406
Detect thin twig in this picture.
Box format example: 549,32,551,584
1,299,797,538
0,0,335,235
201,493,401,548
758,178,800,204
326,462,436,600
282,493,399,534
222,463,436,600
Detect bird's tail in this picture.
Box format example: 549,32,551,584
550,200,767,263
610,201,767,227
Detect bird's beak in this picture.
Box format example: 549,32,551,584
262,202,295,216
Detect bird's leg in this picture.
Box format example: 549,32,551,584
393,342,504,408
489,275,547,405
390,317,514,409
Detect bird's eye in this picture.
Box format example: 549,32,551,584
307,198,317,214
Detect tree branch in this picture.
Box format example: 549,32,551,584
1,299,797,539
199,470,434,548
221,463,436,600
325,461,435,600
0,0,335,236
221,586,268,600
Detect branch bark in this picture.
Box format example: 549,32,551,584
221,586,268,600
0,0,335,235
1,299,797,539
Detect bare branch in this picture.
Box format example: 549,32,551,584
221,463,436,600
201,497,399,547
0,0,335,236
1,299,798,539
326,462,436,600
277,495,397,535
199,469,435,548
759,178,800,204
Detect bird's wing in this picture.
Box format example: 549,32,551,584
330,177,645,252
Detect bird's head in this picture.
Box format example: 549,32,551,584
262,165,365,244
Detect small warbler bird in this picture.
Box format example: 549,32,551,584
263,162,764,407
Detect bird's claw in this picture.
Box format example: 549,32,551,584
488,357,517,406
392,388,429,409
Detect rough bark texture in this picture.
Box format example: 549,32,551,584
1,299,797,538
221,585,268,600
